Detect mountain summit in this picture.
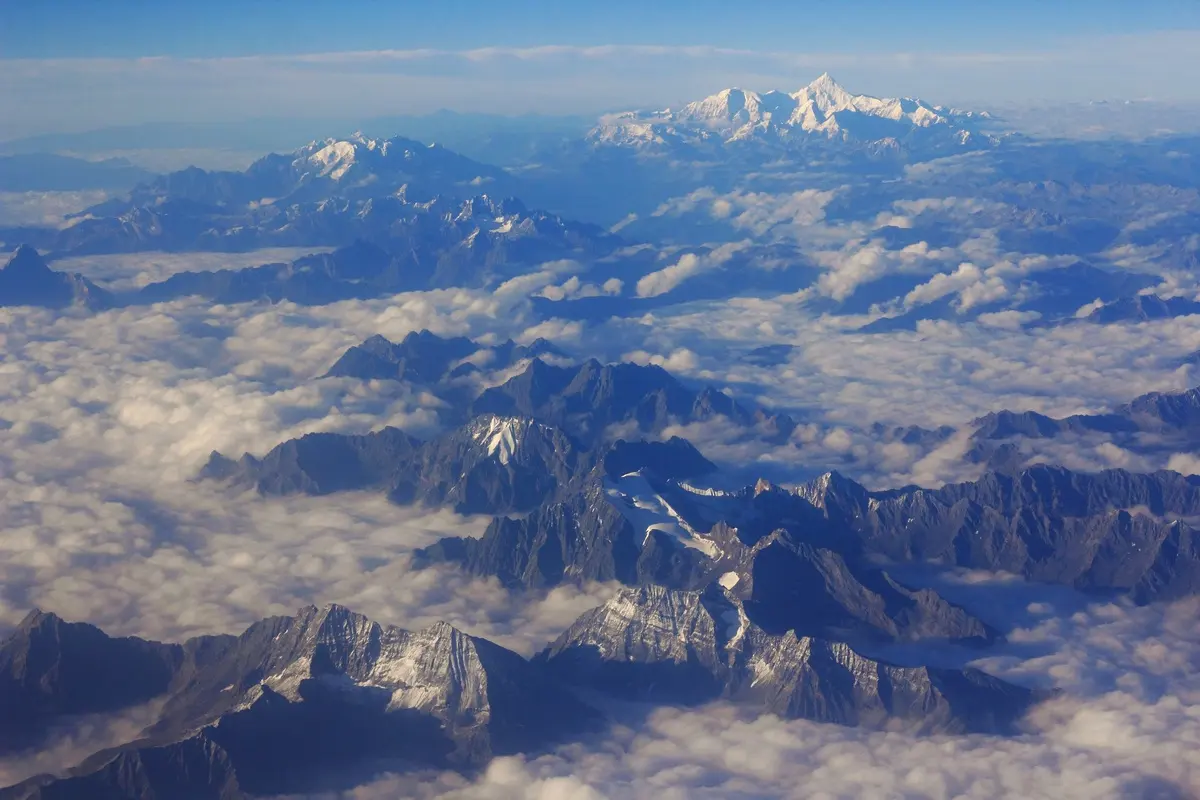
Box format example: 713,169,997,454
0,245,112,309
590,73,995,153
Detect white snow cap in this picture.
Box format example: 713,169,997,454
595,72,991,147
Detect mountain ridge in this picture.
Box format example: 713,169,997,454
590,73,998,154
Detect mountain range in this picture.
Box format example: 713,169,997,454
589,73,998,156
39,190,614,264
0,594,1039,798
0,197,616,305
106,132,514,212
418,462,1200,606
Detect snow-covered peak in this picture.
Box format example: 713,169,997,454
291,135,409,181
676,87,799,132
590,73,995,151
798,72,854,109
468,415,542,465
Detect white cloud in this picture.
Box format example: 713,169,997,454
635,242,750,298
1167,453,1200,476
652,187,838,245
538,275,623,302
977,310,1042,329
622,348,701,374
814,242,891,302
636,253,705,298
905,262,985,306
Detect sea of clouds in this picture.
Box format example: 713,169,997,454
2,241,1199,797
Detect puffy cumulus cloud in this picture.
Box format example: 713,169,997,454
492,259,584,302
898,252,1084,316
518,319,584,345
814,241,891,302
904,261,1010,312
651,187,840,245
651,187,719,218
1167,453,1200,476
636,253,705,298
709,188,838,239
0,274,616,654
976,309,1042,329
635,241,750,298
810,238,960,303
538,275,623,302
621,347,701,374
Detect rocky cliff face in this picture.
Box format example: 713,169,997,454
540,584,1037,734
0,605,598,799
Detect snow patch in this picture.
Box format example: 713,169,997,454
604,471,719,556
471,416,528,465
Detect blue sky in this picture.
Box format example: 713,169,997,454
1,1,1199,139
4,0,1199,57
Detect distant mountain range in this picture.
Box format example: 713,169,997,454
0,198,617,305
589,73,999,156
110,132,515,211
38,189,612,262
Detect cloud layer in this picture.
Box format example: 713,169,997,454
0,263,613,652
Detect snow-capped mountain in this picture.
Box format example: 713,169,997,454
589,73,996,153
87,132,516,216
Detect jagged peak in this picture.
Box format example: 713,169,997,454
806,72,844,92
16,607,57,630
466,414,550,464
4,245,52,273
792,470,864,505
